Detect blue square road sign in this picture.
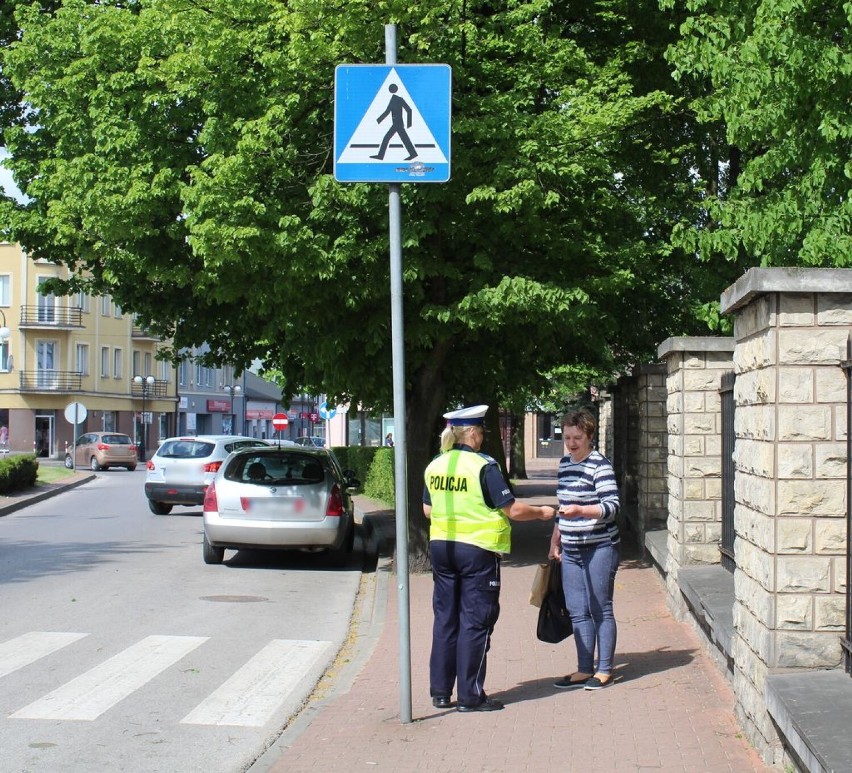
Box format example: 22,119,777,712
334,64,451,184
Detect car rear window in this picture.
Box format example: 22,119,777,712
225,453,327,485
223,440,268,453
157,440,216,459
102,435,132,445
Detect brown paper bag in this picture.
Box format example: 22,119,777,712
528,562,551,607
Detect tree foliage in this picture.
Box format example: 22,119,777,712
664,0,852,267
1,0,716,563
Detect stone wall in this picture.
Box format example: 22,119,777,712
658,337,735,609
719,268,851,761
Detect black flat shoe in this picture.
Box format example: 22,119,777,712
457,697,504,713
432,696,452,709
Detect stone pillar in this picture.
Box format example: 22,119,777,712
720,268,851,761
658,337,735,607
636,364,668,539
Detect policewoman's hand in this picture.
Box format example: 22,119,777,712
540,505,556,520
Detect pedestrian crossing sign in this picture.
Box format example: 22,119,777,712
334,64,451,183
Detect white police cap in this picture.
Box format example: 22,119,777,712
443,404,489,426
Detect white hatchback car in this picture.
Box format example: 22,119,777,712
144,435,269,515
202,446,359,564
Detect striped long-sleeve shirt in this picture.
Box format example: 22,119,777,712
556,450,620,549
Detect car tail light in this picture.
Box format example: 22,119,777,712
146,460,156,471
203,481,218,511
203,461,222,473
97,443,110,451
129,445,137,452
326,484,345,517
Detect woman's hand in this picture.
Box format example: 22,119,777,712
548,542,561,561
558,504,583,518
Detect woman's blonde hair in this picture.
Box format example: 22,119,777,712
439,424,479,453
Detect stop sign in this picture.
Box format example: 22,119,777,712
272,413,289,430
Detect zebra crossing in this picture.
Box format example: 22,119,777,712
1,630,333,727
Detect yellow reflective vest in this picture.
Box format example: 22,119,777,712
425,449,511,554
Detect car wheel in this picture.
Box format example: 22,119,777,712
90,456,102,471
203,534,225,565
148,499,173,515
126,465,137,472
64,455,73,470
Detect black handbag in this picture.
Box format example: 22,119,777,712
536,558,573,643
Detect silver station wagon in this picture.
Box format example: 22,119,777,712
202,446,360,564
144,435,269,515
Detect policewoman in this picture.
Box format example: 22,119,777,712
423,405,555,712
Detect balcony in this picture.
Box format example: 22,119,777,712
130,378,170,399
131,326,160,341
18,306,83,329
19,370,83,392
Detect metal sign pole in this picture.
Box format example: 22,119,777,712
385,22,412,725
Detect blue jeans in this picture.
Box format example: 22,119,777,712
561,542,620,675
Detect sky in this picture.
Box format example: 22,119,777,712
0,148,25,201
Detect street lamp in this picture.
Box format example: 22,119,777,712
223,384,241,435
133,375,155,461
0,309,10,342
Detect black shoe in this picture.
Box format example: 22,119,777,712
457,697,504,713
432,696,452,709
584,675,613,690
553,674,591,689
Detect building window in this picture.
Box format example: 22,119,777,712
0,274,10,306
101,295,111,316
75,343,89,376
132,351,140,377
113,348,122,379
101,346,109,378
114,304,122,319
144,352,152,376
75,290,89,313
0,341,9,372
178,359,187,386
160,359,170,382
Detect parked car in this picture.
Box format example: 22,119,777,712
202,446,360,564
144,435,269,515
294,436,325,448
64,432,137,471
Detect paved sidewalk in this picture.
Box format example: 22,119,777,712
261,460,772,773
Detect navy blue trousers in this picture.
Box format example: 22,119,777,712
429,540,501,706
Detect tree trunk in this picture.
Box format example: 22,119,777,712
509,412,527,479
403,343,452,573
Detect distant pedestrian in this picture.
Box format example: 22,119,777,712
549,409,620,691
0,424,8,454
384,433,394,447
424,404,555,712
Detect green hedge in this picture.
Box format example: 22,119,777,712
0,454,39,494
331,446,395,506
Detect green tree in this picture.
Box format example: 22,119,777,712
1,0,713,566
663,0,852,267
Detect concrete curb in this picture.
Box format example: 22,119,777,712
0,473,97,518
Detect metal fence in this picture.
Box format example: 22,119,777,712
719,371,736,574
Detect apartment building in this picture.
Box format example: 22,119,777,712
0,242,177,458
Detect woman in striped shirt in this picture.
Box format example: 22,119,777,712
548,409,620,690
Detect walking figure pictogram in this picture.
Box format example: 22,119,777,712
370,84,418,161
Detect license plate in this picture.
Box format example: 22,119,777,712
241,497,305,520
